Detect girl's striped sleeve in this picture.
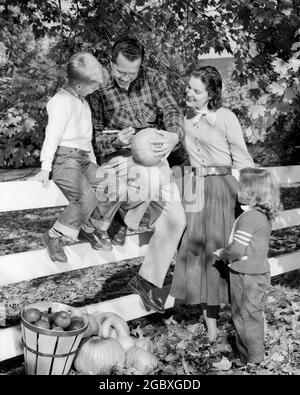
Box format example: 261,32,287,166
219,212,256,262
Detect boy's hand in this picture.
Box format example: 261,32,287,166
29,170,50,186
213,248,224,258
150,130,179,159
117,127,135,147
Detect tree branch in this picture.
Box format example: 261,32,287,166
115,5,185,82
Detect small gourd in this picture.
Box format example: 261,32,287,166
94,312,130,339
74,336,125,375
101,317,135,352
82,313,99,338
125,346,159,374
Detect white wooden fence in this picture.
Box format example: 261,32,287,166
0,165,299,363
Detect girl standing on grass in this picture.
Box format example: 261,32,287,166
214,167,281,364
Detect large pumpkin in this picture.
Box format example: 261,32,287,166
74,336,125,375
131,128,163,167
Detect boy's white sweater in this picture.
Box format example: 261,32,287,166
40,88,96,171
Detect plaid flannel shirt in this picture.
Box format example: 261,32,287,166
86,66,184,162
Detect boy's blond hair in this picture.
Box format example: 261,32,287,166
67,52,106,86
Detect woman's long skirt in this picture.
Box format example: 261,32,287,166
170,172,239,305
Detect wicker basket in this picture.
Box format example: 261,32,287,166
21,302,87,375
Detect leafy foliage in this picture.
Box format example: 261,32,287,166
0,0,299,167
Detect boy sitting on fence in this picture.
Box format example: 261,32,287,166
31,52,127,263
214,168,281,365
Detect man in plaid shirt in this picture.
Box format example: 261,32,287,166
87,37,186,314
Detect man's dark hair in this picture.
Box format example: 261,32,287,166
190,65,223,110
112,36,145,63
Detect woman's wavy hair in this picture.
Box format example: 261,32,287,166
239,168,282,220
190,65,223,110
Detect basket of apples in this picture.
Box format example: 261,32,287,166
21,302,88,375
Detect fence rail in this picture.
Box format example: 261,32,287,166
0,165,299,363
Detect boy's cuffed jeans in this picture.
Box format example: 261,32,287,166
229,268,270,364
51,148,127,240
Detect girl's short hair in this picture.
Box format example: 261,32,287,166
239,167,281,220
67,52,105,85
190,65,222,110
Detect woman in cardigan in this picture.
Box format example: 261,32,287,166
170,65,254,341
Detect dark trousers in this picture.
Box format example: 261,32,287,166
229,269,270,364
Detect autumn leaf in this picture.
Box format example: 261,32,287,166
270,352,285,363
272,58,290,75
283,87,297,103
164,316,178,326
131,324,145,338
248,104,266,119
23,118,36,132
276,102,290,113
182,357,195,375
165,353,178,362
212,357,232,371
269,82,286,96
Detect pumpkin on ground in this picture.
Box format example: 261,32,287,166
74,336,125,375
125,346,159,374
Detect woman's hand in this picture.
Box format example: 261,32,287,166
150,130,179,159
29,170,50,186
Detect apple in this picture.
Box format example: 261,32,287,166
51,326,64,332
54,311,71,329
40,312,51,323
67,318,85,331
34,319,51,330
24,308,41,323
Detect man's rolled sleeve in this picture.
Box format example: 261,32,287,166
151,72,184,139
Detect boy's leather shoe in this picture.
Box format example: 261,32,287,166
128,275,165,314
78,229,112,251
43,231,68,262
107,213,127,246
94,230,113,251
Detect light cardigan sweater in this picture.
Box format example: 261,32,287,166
184,107,254,170
40,88,96,171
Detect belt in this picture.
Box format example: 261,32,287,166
191,166,232,177
56,146,90,156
